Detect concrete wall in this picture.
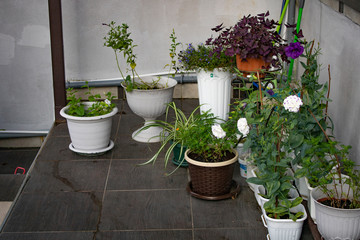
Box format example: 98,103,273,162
1,0,359,168
61,0,283,81
0,0,54,133
301,0,360,167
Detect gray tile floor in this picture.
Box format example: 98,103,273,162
0,99,314,240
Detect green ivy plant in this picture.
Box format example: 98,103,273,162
65,82,115,117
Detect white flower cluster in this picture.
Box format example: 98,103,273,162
283,95,303,113
211,124,226,139
104,99,111,106
237,118,249,137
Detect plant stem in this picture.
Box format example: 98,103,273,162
325,65,331,123
257,71,263,109
114,51,126,81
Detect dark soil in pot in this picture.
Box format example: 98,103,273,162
318,197,353,209
187,150,235,163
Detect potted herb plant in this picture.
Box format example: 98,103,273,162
311,152,360,240
139,101,249,200
103,22,178,142
232,60,307,238
60,83,118,154
178,43,235,121
137,102,204,169
206,11,289,74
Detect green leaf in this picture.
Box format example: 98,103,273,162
291,197,303,208
246,177,265,185
289,133,304,148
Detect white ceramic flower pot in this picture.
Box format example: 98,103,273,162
123,76,177,143
262,204,307,240
254,184,300,208
311,184,360,240
60,102,118,154
196,68,232,121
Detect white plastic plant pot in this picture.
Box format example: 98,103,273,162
254,185,300,209
292,164,308,200
247,165,258,192
305,173,349,224
304,177,316,223
123,76,177,143
311,184,360,240
261,204,307,240
60,102,118,154
196,68,232,121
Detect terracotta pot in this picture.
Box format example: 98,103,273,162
236,55,269,76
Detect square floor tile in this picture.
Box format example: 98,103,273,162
95,230,193,240
3,191,102,232
191,186,262,229
0,232,94,240
36,137,113,161
23,160,110,193
194,228,267,240
100,190,191,230
106,159,188,190
111,134,164,160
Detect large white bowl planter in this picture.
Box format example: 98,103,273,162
60,102,118,154
311,184,360,240
262,204,307,240
196,68,232,121
123,76,177,143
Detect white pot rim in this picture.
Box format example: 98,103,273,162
195,68,231,74
60,102,118,121
121,76,177,92
263,204,307,222
311,184,359,212
184,149,238,167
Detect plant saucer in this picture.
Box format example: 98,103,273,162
186,180,241,201
69,140,114,156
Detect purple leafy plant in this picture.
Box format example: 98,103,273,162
207,11,290,69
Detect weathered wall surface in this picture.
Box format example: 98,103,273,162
61,0,282,80
0,0,54,132
301,0,360,167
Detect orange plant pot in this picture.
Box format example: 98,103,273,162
236,55,269,74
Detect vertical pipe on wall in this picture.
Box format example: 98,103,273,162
48,0,66,123
286,0,296,44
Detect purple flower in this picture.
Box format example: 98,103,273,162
285,42,304,59
267,89,274,96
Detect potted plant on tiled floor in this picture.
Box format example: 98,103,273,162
136,102,201,168
310,140,360,240
233,60,307,238
103,22,178,143
139,101,250,200
177,43,235,121
207,11,289,76
60,83,118,155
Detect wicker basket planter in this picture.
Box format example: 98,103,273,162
185,149,240,200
